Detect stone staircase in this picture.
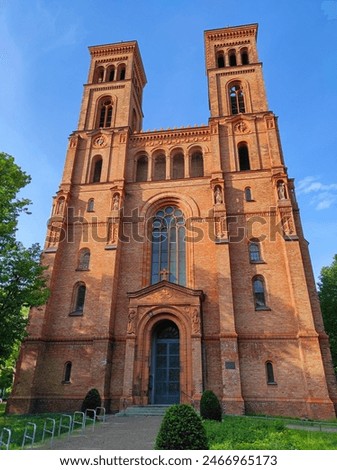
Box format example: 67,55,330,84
116,405,170,416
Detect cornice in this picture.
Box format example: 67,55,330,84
95,55,129,64
214,67,257,76
130,126,210,147
89,41,138,57
127,280,204,300
24,335,112,343
215,39,251,49
84,84,126,91
205,24,258,43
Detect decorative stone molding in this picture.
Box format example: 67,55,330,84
130,127,210,148
92,135,107,148
234,120,250,134
127,309,137,335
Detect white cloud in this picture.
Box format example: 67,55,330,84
296,176,337,210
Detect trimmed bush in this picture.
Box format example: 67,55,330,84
200,390,222,421
155,404,209,450
81,388,101,416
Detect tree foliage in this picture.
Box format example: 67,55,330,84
155,404,209,450
0,152,49,367
81,388,102,416
318,254,337,372
200,390,223,421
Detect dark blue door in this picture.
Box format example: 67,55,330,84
151,321,180,404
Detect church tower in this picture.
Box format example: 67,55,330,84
8,25,337,419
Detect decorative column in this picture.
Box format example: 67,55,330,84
120,308,138,409
190,307,203,406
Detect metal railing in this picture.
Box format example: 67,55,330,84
1,406,108,449
22,422,36,449
0,427,11,450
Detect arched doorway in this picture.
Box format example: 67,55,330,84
150,320,180,404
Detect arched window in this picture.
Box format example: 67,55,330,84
136,155,148,182
172,153,184,179
72,283,86,314
153,154,166,181
63,362,72,383
92,157,103,183
238,143,250,171
151,206,186,286
241,49,249,65
229,83,245,114
217,51,225,68
245,187,252,201
229,50,237,66
249,241,261,262
266,361,276,384
98,98,113,128
107,65,115,82
253,276,267,310
93,66,104,83
87,198,95,212
118,64,126,80
77,248,90,270
190,151,204,177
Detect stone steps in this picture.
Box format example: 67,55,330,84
116,405,170,416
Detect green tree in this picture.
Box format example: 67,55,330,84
0,152,49,367
318,254,337,373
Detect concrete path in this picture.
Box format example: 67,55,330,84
37,415,163,450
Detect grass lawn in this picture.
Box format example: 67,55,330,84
0,403,93,449
204,415,337,450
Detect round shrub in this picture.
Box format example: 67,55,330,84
155,404,209,450
81,388,101,416
200,390,222,421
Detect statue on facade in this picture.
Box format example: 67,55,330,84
214,186,223,204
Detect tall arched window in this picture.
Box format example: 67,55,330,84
172,153,184,179
238,143,250,171
77,248,90,270
118,64,126,80
63,362,72,383
93,66,104,83
98,98,113,128
153,154,166,181
241,48,249,65
107,65,115,82
253,276,267,310
230,83,245,114
266,361,276,384
229,50,237,66
190,151,204,177
71,282,86,314
217,51,225,68
151,206,186,286
136,155,148,182
92,157,103,183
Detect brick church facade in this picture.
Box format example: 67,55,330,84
8,24,337,419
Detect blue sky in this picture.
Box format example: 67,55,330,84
0,0,336,282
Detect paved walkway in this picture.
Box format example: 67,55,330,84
37,415,163,450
